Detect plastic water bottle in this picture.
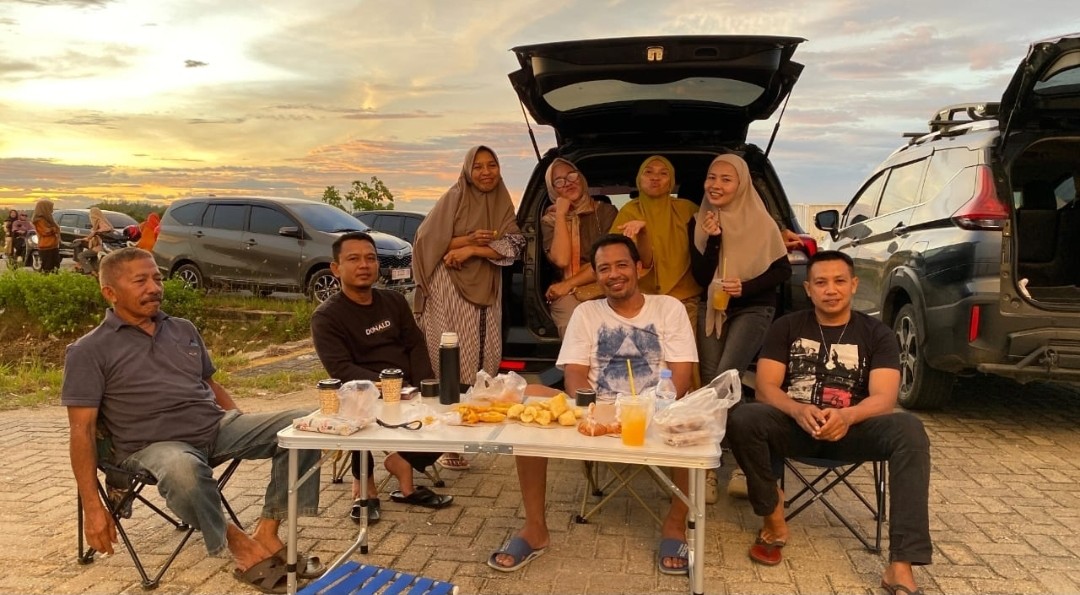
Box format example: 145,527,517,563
438,332,461,405
655,369,677,412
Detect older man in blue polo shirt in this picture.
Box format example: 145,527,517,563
62,247,321,593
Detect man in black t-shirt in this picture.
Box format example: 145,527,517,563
727,251,931,595
312,232,452,525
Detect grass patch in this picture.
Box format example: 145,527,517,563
220,369,326,400
0,359,65,410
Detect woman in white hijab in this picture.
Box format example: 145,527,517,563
690,154,792,501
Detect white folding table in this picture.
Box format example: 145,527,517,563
278,403,720,595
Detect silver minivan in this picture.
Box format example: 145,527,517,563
154,196,414,301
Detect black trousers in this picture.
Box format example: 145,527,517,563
39,248,61,273
727,402,932,565
351,451,441,481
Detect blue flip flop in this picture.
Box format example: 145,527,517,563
657,538,689,576
487,536,547,572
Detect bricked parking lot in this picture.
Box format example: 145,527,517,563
1,368,1077,594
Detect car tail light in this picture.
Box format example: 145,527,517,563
499,360,527,372
798,234,818,256
952,165,1008,230
968,304,981,342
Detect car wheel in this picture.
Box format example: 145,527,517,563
308,269,339,303
174,263,205,290
893,303,954,410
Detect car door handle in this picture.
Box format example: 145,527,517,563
193,231,204,238
892,223,907,236
243,239,257,247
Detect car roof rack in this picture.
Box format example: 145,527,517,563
900,102,1001,147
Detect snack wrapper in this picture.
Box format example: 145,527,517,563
292,412,362,436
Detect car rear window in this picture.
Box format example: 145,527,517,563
544,77,764,111
170,202,207,226
209,204,246,231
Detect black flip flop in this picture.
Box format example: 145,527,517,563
350,497,380,525
390,486,454,509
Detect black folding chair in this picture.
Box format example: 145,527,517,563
76,429,243,590
782,457,887,553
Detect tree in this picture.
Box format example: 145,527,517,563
322,176,395,213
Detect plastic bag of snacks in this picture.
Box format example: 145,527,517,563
292,412,361,436
463,370,526,405
338,380,379,428
652,369,741,447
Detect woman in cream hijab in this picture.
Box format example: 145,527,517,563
413,144,524,387
75,206,115,274
540,158,618,337
691,154,791,499
610,155,702,324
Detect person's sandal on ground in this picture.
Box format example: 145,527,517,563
232,556,288,594
880,581,925,595
727,467,748,499
748,531,786,566
271,549,324,580
487,536,546,572
349,497,380,524
437,452,470,470
657,538,689,575
390,486,453,509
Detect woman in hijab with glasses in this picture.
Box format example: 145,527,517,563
540,158,618,337
32,200,61,273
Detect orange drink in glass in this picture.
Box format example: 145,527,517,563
620,401,648,446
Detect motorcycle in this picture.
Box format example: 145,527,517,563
72,229,133,275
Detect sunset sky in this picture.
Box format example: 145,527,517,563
1,0,1076,216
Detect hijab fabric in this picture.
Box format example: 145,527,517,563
616,155,697,295
32,200,57,228
544,158,598,277
89,207,115,233
695,154,788,337
413,145,520,312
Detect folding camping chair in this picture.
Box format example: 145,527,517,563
76,426,243,590
782,457,887,553
299,560,458,595
575,461,671,525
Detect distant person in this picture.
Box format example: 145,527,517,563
3,209,16,260
540,158,618,337
11,212,33,265
311,231,453,524
75,207,115,275
726,250,931,595
412,145,525,471
31,200,61,273
135,212,161,252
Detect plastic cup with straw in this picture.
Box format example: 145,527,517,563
621,359,647,446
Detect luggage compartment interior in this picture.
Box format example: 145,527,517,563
1011,137,1080,305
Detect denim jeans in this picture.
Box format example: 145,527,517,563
697,304,775,386
122,408,321,556
727,402,932,565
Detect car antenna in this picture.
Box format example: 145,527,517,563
764,93,792,159
518,100,542,162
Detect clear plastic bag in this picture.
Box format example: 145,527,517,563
463,370,526,405
652,369,742,447
337,380,379,428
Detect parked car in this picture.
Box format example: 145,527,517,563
353,210,427,245
23,208,137,267
815,33,1080,410
153,196,414,301
499,35,815,387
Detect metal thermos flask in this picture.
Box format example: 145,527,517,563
438,332,460,405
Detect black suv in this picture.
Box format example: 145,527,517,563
815,33,1080,409
153,196,414,301
498,35,813,386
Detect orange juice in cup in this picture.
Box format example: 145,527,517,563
711,279,731,311
620,403,648,446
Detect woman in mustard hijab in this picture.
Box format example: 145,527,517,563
413,144,525,387
611,155,702,323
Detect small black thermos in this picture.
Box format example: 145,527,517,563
438,332,461,405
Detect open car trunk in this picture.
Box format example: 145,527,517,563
1011,137,1080,306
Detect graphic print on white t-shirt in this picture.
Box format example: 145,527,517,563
787,338,861,408
594,323,661,397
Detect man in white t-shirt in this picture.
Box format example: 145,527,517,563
488,234,698,575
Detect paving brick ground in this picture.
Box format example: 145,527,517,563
1,353,1078,594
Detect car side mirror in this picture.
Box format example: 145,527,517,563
815,210,840,241
278,226,301,238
